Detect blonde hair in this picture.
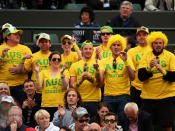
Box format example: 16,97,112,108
0,83,10,96
107,34,127,51
34,109,50,123
124,102,138,115
146,31,168,48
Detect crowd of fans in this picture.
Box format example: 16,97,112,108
0,1,175,131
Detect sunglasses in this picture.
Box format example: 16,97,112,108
78,119,89,123
62,41,72,45
52,58,61,62
113,59,116,69
101,32,112,36
104,119,116,124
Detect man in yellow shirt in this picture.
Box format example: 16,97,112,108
69,40,101,118
138,31,175,131
60,34,82,70
99,34,135,115
127,26,151,108
0,26,32,104
94,26,113,60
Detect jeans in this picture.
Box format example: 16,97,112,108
103,94,130,115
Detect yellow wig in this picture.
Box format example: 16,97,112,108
107,34,126,51
146,31,168,48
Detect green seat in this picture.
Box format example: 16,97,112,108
64,3,87,10
132,3,142,11
33,33,59,44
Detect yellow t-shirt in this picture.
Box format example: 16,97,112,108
127,45,151,90
93,45,112,59
139,50,175,99
0,43,32,86
61,51,78,70
24,51,51,93
40,69,69,107
100,55,135,96
69,58,101,102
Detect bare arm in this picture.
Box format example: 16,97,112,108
60,65,69,90
34,62,43,90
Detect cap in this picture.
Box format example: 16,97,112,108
1,96,14,104
60,34,72,43
100,26,113,33
136,26,149,34
38,33,50,41
5,26,23,37
2,23,13,31
73,107,89,119
25,128,37,131
81,40,93,48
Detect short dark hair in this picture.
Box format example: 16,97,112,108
80,7,95,22
104,112,118,121
24,79,35,86
48,51,61,62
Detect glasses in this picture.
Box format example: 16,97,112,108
62,41,72,45
104,119,116,124
101,32,112,36
78,119,89,123
52,58,61,62
113,59,116,69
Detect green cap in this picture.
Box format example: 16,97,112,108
81,40,93,48
100,26,113,33
5,26,23,37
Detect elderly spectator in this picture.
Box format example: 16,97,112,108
109,1,140,39
88,123,101,131
0,83,11,101
52,88,83,127
35,109,60,131
2,106,29,131
118,102,153,131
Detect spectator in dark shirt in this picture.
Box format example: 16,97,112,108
109,1,140,39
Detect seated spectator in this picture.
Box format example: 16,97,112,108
103,112,123,131
60,126,71,131
118,102,153,131
90,102,109,128
109,1,140,39
73,6,100,44
144,0,175,11
0,96,15,129
0,83,11,101
34,109,60,131
69,107,89,131
21,79,41,127
52,88,83,127
88,122,101,131
2,106,29,131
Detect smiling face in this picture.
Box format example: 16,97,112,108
23,81,36,96
37,115,50,130
104,115,117,130
98,106,109,121
0,84,9,97
7,32,20,44
82,44,94,60
110,42,122,57
38,38,51,52
50,54,61,68
61,38,72,52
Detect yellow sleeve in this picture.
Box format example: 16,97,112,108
139,53,148,69
169,54,175,71
69,63,77,77
64,69,70,79
128,57,135,71
99,59,106,71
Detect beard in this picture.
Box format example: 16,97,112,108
152,48,164,56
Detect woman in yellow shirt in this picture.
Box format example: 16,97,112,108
34,51,69,119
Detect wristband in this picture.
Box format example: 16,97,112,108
124,60,129,66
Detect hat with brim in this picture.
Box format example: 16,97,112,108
38,33,50,41
60,34,72,43
2,23,13,31
74,107,89,119
100,26,113,33
5,26,23,37
136,26,149,34
1,96,14,104
81,40,93,48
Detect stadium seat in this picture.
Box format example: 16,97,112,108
132,3,142,11
64,3,87,10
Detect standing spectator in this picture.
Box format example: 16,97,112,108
22,79,41,127
0,26,32,104
73,7,100,44
118,102,153,131
99,34,135,115
127,26,151,108
60,34,82,70
144,0,175,11
52,88,83,127
0,96,15,129
138,31,175,131
109,1,140,39
2,106,29,131
69,40,101,118
90,102,109,128
103,112,123,131
94,26,113,60
0,23,13,45
69,107,89,131
34,109,60,131
34,51,69,119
